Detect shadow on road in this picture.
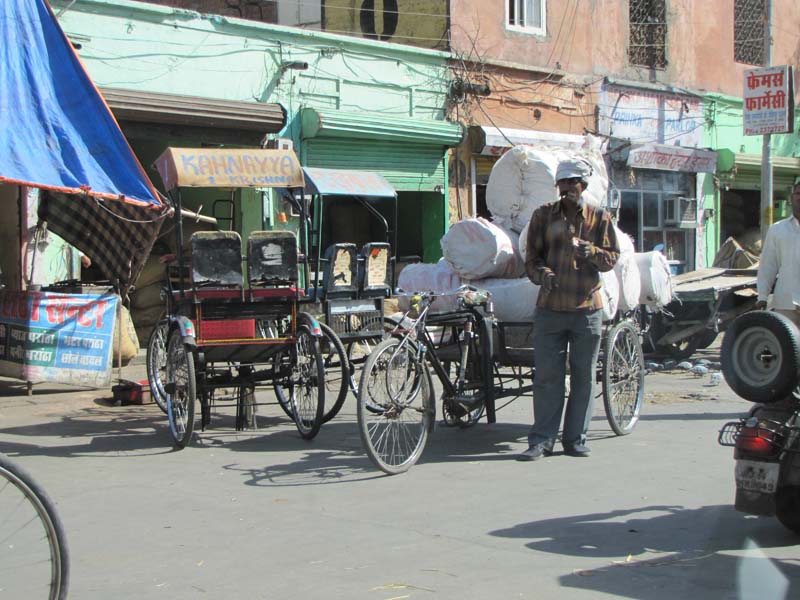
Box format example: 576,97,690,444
490,504,800,599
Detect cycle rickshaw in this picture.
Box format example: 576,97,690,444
294,168,399,423
357,288,645,474
148,147,326,448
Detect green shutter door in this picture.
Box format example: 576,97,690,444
304,138,447,192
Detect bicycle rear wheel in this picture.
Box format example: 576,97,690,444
357,338,434,474
0,455,69,600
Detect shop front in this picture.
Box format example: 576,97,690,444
608,143,718,274
599,80,713,272
715,149,800,249
300,108,463,263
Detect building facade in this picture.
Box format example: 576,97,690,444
54,0,461,264
448,0,800,269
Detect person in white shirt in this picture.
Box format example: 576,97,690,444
756,182,800,326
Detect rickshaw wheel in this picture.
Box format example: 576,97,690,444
166,331,197,448
289,324,325,440
602,320,644,436
318,323,349,423
357,337,434,475
146,320,169,414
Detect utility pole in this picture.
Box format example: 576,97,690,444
760,0,773,243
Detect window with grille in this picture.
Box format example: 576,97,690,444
628,0,667,69
508,0,546,35
734,0,766,65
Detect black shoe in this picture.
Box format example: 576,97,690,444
563,443,590,457
516,445,553,461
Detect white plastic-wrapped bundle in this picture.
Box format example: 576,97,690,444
614,252,642,313
486,146,559,233
499,225,525,277
397,260,462,313
599,269,620,322
485,142,609,233
518,222,530,264
440,218,521,279
634,251,674,307
612,225,640,312
577,136,610,208
465,277,539,322
615,225,636,256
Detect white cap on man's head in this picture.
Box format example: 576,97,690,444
555,158,592,183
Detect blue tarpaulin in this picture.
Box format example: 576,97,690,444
0,0,161,206
0,0,168,295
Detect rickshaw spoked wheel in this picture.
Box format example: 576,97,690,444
601,320,644,436
146,320,169,414
165,330,197,448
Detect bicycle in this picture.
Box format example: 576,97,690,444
356,287,494,474
0,454,69,599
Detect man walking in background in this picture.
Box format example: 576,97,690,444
518,159,619,461
756,181,800,326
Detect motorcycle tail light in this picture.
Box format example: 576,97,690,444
735,424,781,457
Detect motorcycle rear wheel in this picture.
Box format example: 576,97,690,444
775,486,800,535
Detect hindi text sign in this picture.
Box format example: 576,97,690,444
0,291,118,387
743,66,794,136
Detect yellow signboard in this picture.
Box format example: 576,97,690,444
323,0,448,49
154,148,305,190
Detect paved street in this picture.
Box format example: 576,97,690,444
1,348,799,599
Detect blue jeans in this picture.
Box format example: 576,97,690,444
527,308,603,449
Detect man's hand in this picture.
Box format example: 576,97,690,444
755,300,767,311
574,239,594,260
541,271,557,294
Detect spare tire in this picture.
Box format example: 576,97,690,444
721,311,800,403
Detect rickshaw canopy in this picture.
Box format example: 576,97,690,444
302,168,396,198
154,148,305,191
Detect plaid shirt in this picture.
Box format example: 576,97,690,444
525,199,620,311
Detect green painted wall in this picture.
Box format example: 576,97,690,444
702,94,800,266
54,0,454,258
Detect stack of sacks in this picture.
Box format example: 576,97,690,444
635,251,674,307
613,226,642,313
485,137,609,233
397,259,463,314
440,217,524,279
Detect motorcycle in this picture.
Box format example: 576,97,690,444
717,310,800,535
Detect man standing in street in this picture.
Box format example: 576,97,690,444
518,159,620,461
756,181,800,326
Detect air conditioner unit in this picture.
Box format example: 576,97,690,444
266,138,293,151
664,196,698,229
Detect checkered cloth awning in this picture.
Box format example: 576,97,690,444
40,191,172,298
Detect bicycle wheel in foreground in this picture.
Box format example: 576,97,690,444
0,455,69,600
602,320,645,435
357,337,434,474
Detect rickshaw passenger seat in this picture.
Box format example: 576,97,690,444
190,232,243,298
358,243,392,298
321,243,358,299
247,231,299,298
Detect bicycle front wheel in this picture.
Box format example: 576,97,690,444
146,320,169,413
0,455,69,600
357,337,434,474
